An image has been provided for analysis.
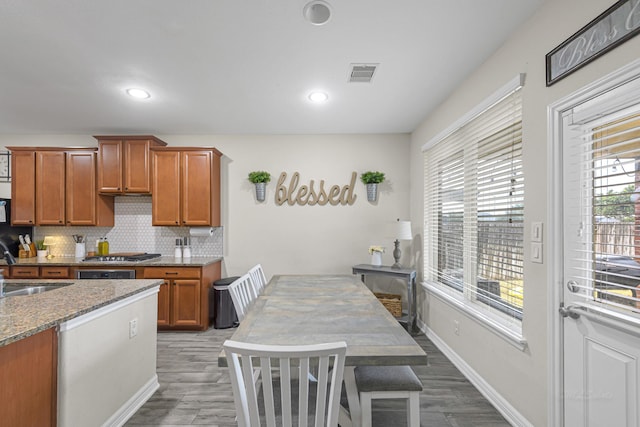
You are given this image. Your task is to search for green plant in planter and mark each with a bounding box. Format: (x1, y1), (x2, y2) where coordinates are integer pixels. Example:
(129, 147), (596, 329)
(36, 240), (46, 250)
(248, 171), (271, 184)
(360, 171), (385, 184)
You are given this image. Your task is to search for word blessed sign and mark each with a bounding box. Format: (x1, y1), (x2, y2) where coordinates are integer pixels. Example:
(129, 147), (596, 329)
(275, 171), (357, 206)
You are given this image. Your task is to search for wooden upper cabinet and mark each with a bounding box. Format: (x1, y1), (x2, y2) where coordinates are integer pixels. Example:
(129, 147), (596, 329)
(96, 140), (122, 193)
(10, 150), (36, 225)
(151, 150), (181, 226)
(95, 135), (167, 194)
(182, 150), (214, 226)
(66, 151), (114, 226)
(36, 151), (66, 225)
(151, 147), (222, 227)
(7, 147), (113, 227)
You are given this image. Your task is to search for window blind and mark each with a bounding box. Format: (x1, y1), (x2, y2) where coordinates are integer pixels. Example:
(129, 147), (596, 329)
(424, 84), (524, 325)
(565, 110), (640, 313)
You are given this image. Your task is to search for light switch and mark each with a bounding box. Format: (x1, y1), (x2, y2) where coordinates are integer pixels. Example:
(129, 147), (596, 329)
(531, 222), (543, 242)
(531, 242), (543, 264)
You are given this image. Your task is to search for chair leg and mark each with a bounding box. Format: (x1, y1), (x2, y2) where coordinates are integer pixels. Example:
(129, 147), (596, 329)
(407, 391), (420, 427)
(343, 367), (362, 426)
(360, 392), (373, 427)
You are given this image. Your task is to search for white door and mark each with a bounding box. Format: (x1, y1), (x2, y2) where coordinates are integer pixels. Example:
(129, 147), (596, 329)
(560, 74), (640, 427)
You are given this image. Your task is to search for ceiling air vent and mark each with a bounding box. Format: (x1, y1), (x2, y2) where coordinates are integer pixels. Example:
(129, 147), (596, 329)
(349, 64), (377, 83)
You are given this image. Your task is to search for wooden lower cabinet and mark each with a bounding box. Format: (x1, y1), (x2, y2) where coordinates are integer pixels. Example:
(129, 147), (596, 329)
(7, 266), (70, 279)
(0, 328), (57, 427)
(145, 263), (220, 330)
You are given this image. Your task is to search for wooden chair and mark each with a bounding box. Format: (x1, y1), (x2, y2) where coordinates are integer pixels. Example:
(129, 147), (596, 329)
(354, 365), (423, 427)
(248, 263), (268, 294)
(228, 273), (260, 322)
(223, 340), (347, 427)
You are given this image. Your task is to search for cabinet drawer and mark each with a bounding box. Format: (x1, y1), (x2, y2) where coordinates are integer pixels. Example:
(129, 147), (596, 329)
(10, 266), (40, 278)
(40, 267), (70, 278)
(144, 267), (201, 279)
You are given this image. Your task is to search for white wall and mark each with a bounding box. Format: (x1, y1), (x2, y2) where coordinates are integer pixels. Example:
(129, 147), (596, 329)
(409, 0), (640, 425)
(0, 133), (411, 279)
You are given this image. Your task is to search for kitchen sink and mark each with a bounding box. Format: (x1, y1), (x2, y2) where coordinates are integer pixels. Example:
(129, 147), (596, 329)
(1, 282), (73, 297)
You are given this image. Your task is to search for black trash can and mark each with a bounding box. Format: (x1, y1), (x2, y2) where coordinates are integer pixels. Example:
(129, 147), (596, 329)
(210, 276), (240, 329)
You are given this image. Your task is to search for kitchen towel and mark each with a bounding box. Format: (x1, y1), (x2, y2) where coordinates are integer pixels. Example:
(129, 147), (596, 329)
(189, 227), (214, 237)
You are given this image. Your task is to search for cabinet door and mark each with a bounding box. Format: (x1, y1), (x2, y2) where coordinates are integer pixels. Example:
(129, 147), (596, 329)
(10, 150), (36, 226)
(0, 328), (57, 427)
(66, 151), (96, 225)
(97, 140), (123, 193)
(172, 279), (201, 326)
(36, 151), (65, 225)
(157, 280), (171, 327)
(124, 139), (153, 193)
(151, 150), (181, 226)
(181, 150), (212, 226)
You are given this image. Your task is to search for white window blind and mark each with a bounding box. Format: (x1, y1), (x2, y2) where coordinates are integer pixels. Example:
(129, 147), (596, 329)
(565, 109), (640, 313)
(424, 83), (524, 327)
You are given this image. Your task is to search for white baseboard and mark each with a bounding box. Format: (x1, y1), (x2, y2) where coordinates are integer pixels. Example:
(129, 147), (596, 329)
(103, 375), (159, 427)
(416, 319), (533, 427)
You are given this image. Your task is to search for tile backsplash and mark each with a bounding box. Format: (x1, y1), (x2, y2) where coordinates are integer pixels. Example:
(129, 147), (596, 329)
(34, 196), (223, 258)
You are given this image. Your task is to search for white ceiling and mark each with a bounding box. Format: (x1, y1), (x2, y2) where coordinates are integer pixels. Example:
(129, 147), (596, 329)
(0, 0), (543, 135)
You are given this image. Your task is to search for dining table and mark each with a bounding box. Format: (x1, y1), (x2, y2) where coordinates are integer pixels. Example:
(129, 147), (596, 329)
(220, 274), (428, 426)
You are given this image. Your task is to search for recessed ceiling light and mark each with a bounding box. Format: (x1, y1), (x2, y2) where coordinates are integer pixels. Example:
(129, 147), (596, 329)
(303, 1), (331, 25)
(308, 91), (329, 102)
(126, 88), (151, 99)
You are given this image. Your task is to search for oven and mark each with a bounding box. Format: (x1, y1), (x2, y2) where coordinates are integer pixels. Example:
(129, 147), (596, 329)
(76, 269), (136, 279)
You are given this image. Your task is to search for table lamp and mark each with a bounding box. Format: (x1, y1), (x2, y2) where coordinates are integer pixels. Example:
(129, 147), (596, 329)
(391, 219), (412, 269)
(43, 236), (56, 259)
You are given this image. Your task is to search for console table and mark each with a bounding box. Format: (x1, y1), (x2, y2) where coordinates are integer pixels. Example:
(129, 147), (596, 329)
(352, 264), (417, 334)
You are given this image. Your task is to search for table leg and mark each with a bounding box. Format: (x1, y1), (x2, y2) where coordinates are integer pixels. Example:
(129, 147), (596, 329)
(408, 276), (417, 334)
(343, 366), (361, 427)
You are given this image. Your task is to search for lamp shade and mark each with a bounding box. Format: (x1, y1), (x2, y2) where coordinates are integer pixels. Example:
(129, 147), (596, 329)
(42, 236), (56, 246)
(394, 220), (412, 240)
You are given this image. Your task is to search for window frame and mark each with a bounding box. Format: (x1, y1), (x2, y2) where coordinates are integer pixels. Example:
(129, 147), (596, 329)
(422, 74), (527, 349)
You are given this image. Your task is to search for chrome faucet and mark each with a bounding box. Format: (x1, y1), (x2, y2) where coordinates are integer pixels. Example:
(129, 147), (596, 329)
(0, 241), (16, 265)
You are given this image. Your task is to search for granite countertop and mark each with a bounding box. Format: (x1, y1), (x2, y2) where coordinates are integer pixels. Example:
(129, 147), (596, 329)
(2, 256), (223, 267)
(0, 278), (162, 347)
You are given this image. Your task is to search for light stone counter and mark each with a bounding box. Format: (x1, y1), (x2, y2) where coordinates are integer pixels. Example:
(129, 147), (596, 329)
(0, 278), (162, 347)
(2, 255), (223, 267)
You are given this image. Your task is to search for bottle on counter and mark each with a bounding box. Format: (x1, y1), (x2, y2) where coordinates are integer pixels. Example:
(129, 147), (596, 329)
(103, 237), (109, 255)
(182, 236), (191, 258)
(174, 238), (182, 259)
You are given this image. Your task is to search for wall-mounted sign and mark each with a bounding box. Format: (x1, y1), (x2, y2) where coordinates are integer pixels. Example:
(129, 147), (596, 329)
(275, 171), (357, 206)
(546, 0), (640, 86)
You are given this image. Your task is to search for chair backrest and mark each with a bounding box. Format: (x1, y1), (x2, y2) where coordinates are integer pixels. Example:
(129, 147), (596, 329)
(248, 263), (268, 294)
(228, 273), (259, 322)
(223, 340), (347, 427)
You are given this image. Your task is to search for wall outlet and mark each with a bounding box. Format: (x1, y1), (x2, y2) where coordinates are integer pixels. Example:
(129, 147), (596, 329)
(454, 320), (460, 336)
(129, 318), (138, 339)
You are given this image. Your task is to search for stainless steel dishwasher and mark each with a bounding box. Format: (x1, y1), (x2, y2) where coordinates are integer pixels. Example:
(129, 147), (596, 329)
(76, 269), (136, 279)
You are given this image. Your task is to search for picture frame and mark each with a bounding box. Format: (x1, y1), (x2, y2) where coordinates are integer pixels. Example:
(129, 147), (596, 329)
(546, 0), (640, 86)
(0, 151), (10, 182)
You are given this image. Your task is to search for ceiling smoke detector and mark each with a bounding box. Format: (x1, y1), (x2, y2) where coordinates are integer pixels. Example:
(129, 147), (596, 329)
(349, 64), (378, 83)
(303, 1), (331, 25)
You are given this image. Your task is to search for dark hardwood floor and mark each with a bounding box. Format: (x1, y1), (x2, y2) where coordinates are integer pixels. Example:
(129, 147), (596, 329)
(125, 327), (511, 427)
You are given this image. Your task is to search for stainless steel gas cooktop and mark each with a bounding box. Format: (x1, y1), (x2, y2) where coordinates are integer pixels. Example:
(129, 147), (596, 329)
(83, 253), (162, 262)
